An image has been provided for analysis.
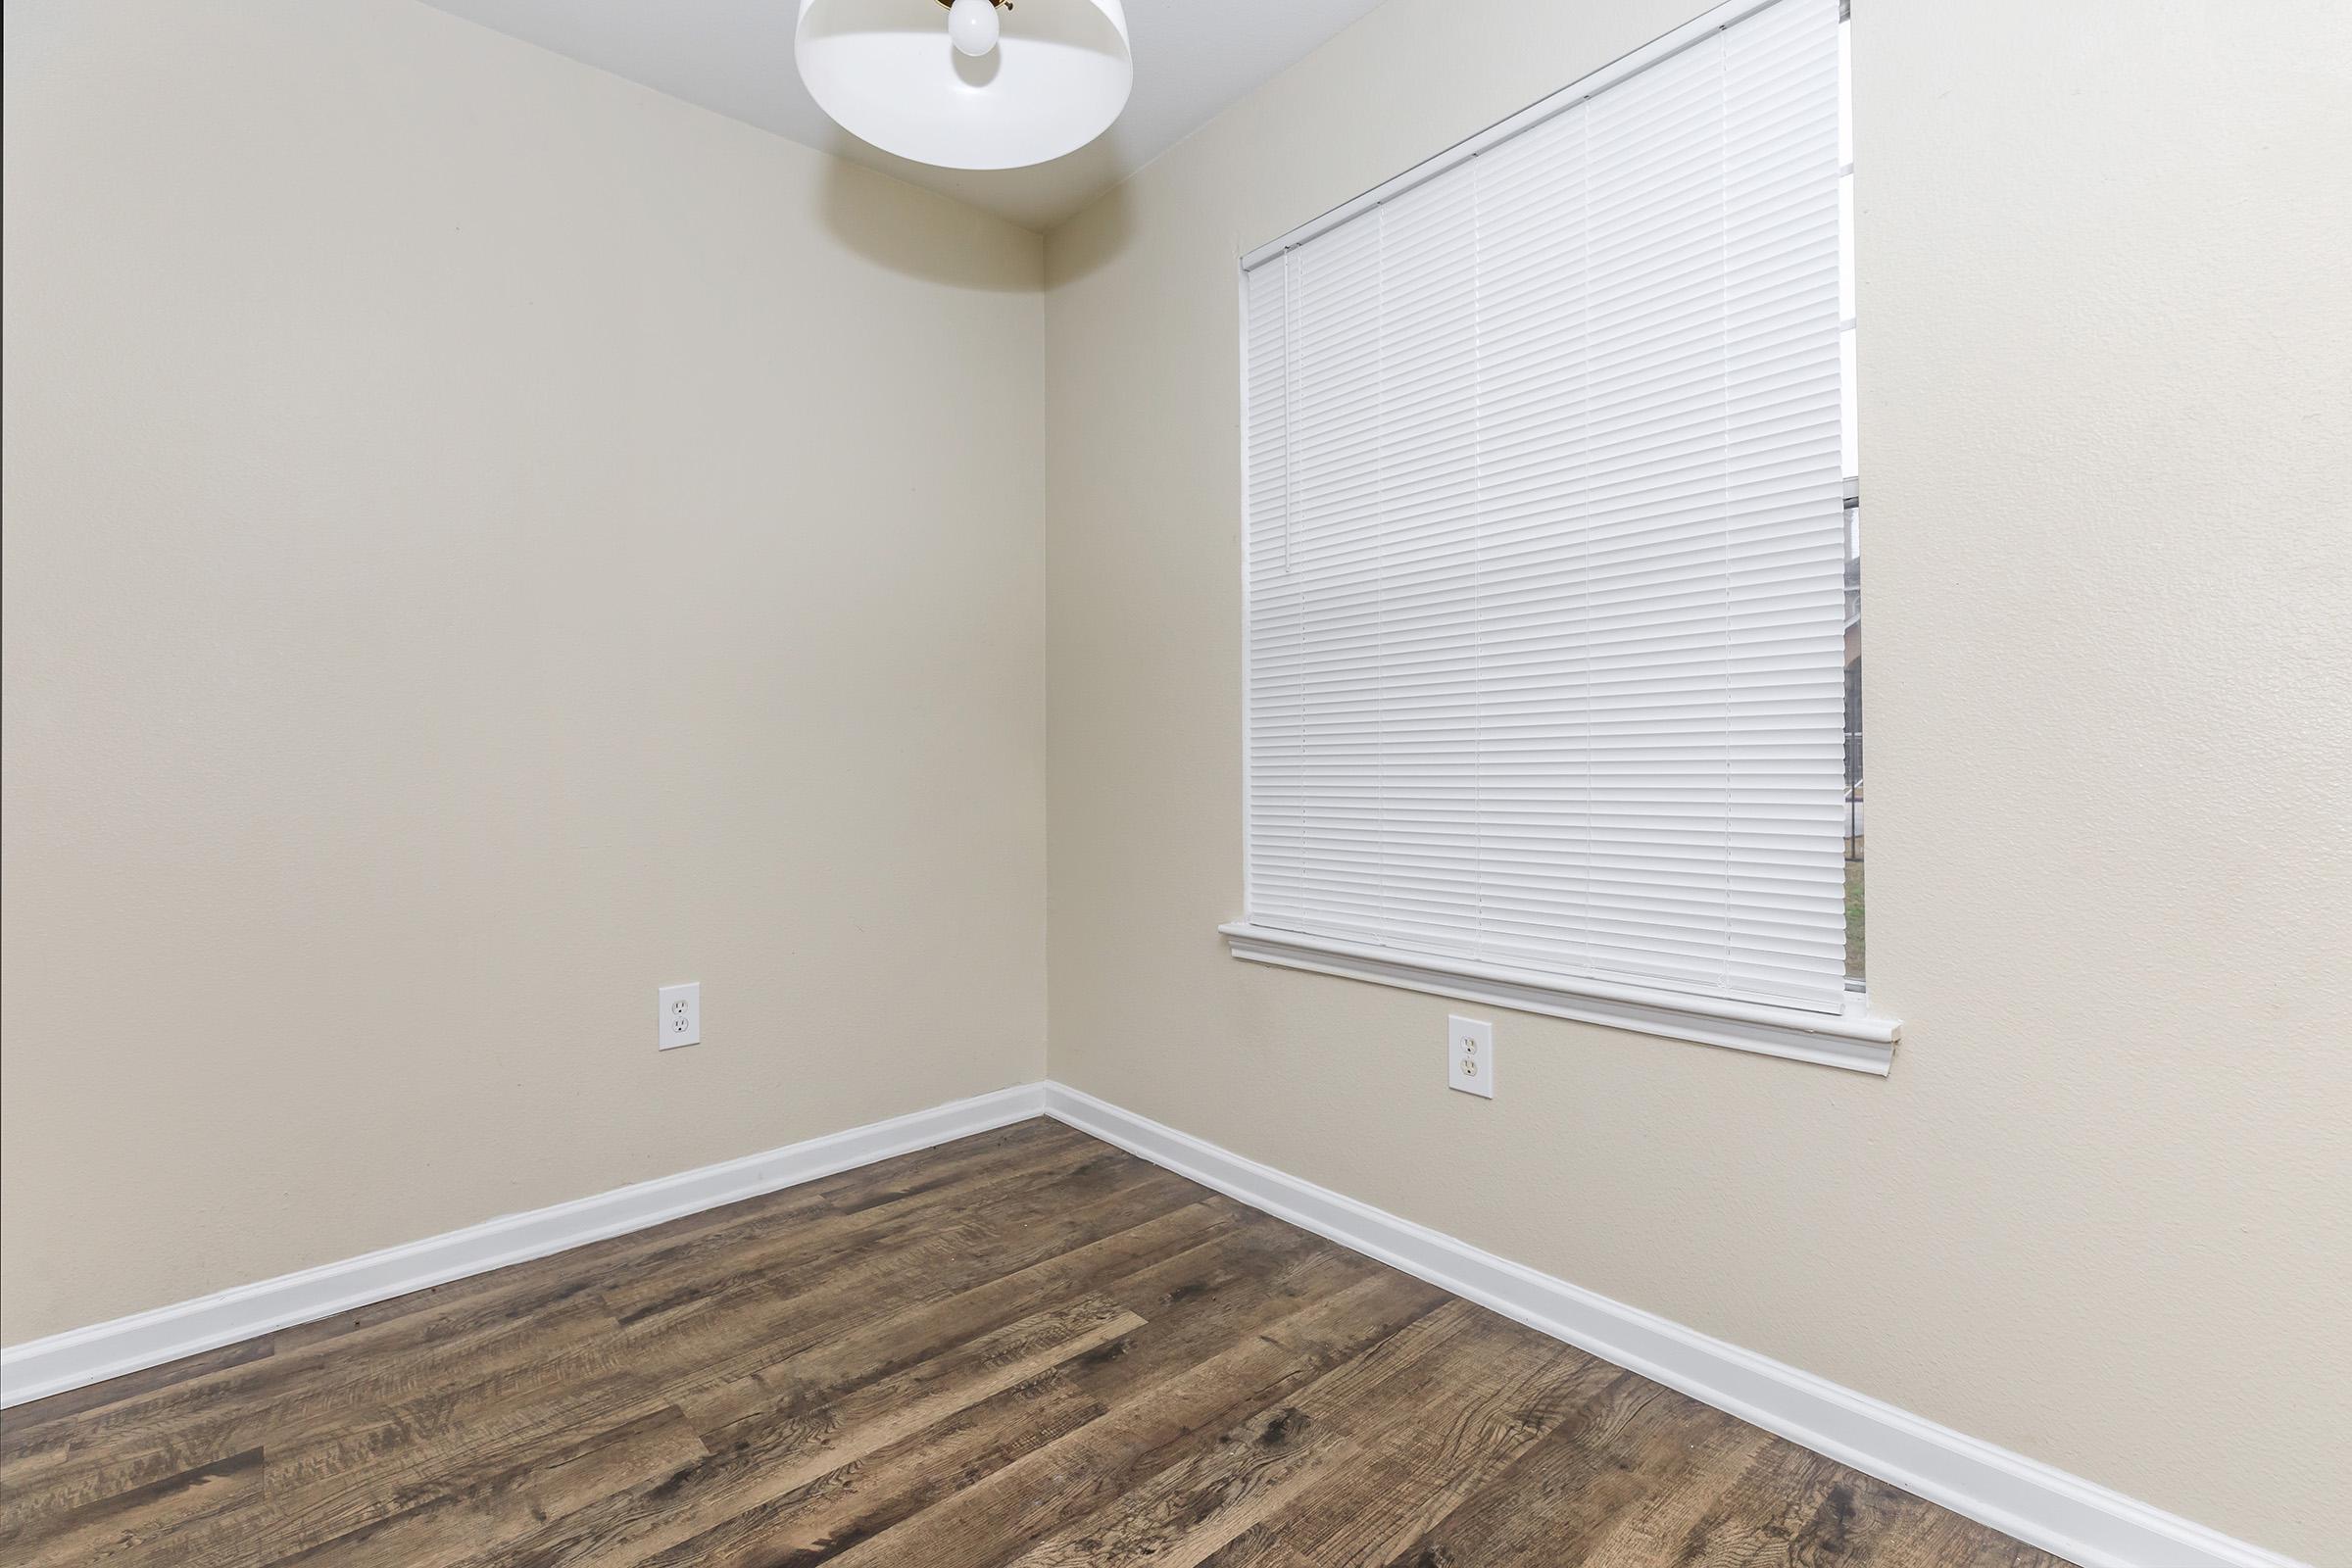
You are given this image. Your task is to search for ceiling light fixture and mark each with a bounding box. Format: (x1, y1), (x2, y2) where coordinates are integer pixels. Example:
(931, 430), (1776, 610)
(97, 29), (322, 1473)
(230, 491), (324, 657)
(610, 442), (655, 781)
(795, 0), (1133, 172)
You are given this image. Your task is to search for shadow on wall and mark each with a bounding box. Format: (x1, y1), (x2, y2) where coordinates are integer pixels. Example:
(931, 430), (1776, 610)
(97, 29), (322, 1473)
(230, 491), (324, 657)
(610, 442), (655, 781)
(815, 157), (1054, 293)
(1035, 178), (1138, 287)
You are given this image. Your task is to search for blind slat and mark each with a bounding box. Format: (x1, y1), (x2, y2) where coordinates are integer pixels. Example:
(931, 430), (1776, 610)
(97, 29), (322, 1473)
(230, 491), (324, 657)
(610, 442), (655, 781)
(1243, 0), (1849, 1013)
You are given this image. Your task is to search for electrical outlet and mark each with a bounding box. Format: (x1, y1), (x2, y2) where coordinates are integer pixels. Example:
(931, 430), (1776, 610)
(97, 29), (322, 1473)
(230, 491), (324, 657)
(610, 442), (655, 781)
(658, 983), (701, 1050)
(1447, 1014), (1494, 1099)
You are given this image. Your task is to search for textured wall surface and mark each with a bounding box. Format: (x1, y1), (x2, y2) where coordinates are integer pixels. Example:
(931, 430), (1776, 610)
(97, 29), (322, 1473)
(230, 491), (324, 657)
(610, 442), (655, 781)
(2, 0), (1048, 1342)
(1042, 0), (2352, 1558)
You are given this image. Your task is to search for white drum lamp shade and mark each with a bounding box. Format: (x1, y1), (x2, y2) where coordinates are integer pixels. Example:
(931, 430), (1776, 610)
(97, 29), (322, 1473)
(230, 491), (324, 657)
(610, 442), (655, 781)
(795, 0), (1133, 171)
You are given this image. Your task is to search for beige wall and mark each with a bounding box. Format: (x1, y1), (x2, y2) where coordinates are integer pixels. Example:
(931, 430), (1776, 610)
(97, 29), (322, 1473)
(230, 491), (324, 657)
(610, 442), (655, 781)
(1044, 0), (2351, 1559)
(1, 0), (1047, 1342)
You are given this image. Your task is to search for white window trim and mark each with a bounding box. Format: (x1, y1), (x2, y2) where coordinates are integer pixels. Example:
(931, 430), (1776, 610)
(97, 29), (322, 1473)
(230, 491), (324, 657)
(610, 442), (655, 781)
(1224, 0), (1902, 1075)
(1222, 922), (1900, 1075)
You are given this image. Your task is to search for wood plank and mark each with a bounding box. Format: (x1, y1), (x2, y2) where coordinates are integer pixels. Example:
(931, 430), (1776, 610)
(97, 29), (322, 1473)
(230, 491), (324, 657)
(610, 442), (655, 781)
(622, 1363), (1110, 1567)
(252, 1404), (708, 1568)
(1657, 1435), (2036, 1568)
(1193, 1303), (1622, 1564)
(6, 1446), (262, 1568)
(808, 1269), (1450, 1568)
(609, 1211), (1363, 1568)
(464, 1299), (1148, 1567)
(1362, 1372), (1769, 1566)
(1002, 1402), (1354, 1568)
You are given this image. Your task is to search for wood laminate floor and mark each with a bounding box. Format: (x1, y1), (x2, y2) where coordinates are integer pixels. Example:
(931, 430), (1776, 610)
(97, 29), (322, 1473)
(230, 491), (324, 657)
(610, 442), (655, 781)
(0, 1119), (2072, 1566)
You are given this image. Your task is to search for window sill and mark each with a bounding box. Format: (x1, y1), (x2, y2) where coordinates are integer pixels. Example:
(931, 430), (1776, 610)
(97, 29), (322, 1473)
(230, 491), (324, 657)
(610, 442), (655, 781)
(1218, 922), (1901, 1075)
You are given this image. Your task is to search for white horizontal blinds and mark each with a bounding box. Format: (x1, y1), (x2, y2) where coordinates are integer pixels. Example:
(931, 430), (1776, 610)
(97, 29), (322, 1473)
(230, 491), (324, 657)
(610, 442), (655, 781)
(1243, 0), (1848, 1011)
(1371, 171), (1486, 958)
(1718, 0), (1848, 1004)
(1243, 259), (1299, 910)
(1470, 93), (1595, 980)
(1245, 216), (1380, 937)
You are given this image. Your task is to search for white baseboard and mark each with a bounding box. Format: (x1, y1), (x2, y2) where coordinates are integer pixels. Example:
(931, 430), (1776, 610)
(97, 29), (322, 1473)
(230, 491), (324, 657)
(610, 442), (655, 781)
(1040, 1083), (2307, 1568)
(1, 1078), (2304, 1568)
(0, 1084), (1049, 1410)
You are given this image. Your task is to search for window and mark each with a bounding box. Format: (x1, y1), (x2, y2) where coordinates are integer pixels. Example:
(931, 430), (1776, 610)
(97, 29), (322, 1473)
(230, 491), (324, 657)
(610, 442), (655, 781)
(1227, 0), (1898, 1070)
(1838, 6), (1866, 986)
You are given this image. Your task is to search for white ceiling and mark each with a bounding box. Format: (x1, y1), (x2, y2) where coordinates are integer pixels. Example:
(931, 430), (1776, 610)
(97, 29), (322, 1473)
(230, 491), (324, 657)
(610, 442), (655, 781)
(416, 0), (1391, 232)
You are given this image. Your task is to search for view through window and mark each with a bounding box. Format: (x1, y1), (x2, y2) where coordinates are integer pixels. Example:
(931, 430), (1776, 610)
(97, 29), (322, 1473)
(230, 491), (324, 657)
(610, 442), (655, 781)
(1839, 12), (1863, 981)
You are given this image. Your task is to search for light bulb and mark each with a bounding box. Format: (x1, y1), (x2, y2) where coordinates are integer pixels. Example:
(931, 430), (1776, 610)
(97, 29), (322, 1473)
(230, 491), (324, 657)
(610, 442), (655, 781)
(948, 0), (999, 57)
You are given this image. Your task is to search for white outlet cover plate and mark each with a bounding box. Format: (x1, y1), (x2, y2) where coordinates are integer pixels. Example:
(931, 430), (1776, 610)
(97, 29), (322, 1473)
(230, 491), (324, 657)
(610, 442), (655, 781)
(1448, 1014), (1494, 1099)
(659, 983), (702, 1051)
